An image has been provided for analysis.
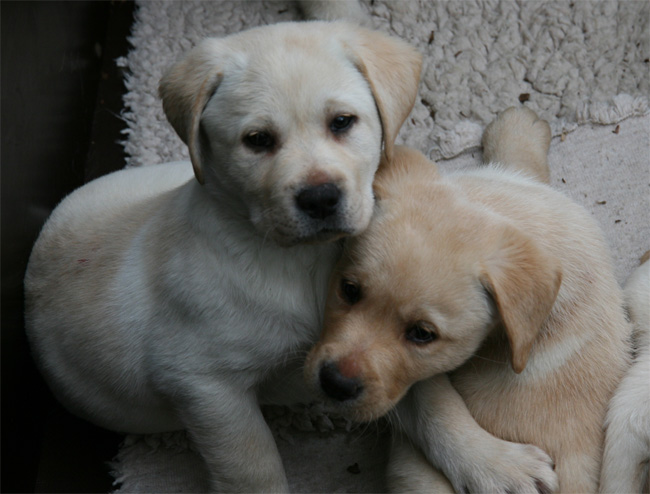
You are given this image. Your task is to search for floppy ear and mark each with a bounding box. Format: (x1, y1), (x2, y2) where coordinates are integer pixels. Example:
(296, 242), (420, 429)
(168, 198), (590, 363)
(372, 146), (438, 200)
(344, 28), (422, 162)
(481, 226), (562, 374)
(159, 39), (224, 185)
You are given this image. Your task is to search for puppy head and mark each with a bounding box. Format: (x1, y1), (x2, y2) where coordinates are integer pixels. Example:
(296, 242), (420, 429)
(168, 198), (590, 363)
(304, 147), (561, 421)
(159, 22), (421, 245)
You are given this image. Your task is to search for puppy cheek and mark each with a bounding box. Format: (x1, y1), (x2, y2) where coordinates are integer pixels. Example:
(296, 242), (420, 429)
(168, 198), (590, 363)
(336, 148), (380, 231)
(247, 203), (265, 230)
(344, 181), (376, 235)
(356, 194), (375, 232)
(354, 377), (409, 422)
(376, 357), (414, 408)
(354, 350), (414, 419)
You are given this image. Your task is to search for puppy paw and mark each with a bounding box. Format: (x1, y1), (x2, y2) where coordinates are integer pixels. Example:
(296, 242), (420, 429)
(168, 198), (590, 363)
(452, 439), (559, 494)
(482, 106), (552, 183)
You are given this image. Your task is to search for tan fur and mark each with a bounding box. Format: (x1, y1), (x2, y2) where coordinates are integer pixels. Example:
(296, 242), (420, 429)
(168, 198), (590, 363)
(306, 108), (630, 492)
(344, 29), (421, 162)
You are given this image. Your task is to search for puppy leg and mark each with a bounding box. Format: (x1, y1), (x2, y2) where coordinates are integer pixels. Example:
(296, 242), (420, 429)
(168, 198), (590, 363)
(387, 431), (454, 493)
(600, 258), (650, 493)
(179, 384), (288, 493)
(393, 374), (558, 493)
(482, 107), (552, 183)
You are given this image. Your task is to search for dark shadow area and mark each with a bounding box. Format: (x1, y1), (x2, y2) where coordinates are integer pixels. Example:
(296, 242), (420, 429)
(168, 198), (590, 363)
(2, 2), (135, 491)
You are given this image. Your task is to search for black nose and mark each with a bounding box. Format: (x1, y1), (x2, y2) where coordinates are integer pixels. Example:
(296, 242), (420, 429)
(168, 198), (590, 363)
(295, 183), (341, 219)
(319, 362), (363, 402)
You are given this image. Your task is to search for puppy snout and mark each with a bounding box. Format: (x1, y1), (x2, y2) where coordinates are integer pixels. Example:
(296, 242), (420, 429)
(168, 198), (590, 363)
(295, 183), (341, 219)
(319, 361), (363, 402)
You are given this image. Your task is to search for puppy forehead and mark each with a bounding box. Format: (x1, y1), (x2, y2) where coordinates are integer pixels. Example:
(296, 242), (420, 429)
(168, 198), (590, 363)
(342, 216), (485, 310)
(222, 42), (371, 118)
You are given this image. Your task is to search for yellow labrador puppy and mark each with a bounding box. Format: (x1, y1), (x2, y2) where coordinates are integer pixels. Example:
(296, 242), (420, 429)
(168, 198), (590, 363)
(25, 21), (421, 492)
(306, 107), (630, 493)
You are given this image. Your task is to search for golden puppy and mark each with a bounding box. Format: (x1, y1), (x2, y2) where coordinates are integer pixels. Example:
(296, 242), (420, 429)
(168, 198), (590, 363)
(306, 108), (631, 492)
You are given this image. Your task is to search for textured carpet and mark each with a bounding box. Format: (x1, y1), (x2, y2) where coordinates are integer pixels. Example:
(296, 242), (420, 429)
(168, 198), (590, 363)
(111, 1), (650, 492)
(117, 0), (648, 166)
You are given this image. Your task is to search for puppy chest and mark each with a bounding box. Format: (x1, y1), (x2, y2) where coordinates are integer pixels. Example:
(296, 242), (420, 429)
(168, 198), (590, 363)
(159, 277), (326, 367)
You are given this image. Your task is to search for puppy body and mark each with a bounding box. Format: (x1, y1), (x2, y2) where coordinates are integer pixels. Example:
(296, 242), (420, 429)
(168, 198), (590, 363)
(306, 109), (630, 492)
(445, 168), (628, 491)
(26, 162), (337, 433)
(25, 21), (422, 492)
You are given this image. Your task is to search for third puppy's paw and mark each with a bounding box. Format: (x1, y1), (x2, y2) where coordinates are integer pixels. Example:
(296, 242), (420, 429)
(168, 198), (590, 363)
(482, 107), (552, 183)
(453, 438), (558, 494)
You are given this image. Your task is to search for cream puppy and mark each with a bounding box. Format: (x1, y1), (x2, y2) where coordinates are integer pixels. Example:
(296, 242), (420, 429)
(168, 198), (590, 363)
(306, 108), (630, 493)
(25, 22), (421, 492)
(600, 254), (649, 493)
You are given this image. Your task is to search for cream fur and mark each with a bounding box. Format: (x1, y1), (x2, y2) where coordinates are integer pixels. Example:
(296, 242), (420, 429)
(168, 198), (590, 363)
(25, 21), (421, 493)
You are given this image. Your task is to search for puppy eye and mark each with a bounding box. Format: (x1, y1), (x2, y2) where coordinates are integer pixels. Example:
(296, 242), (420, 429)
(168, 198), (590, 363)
(340, 278), (361, 305)
(329, 114), (357, 135)
(243, 131), (275, 152)
(406, 322), (438, 345)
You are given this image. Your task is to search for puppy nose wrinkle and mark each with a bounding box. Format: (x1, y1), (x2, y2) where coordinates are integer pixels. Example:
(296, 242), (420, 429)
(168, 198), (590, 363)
(295, 183), (341, 219)
(319, 362), (363, 402)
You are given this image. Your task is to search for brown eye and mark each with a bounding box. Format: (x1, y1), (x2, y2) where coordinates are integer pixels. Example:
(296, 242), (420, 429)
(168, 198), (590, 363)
(329, 114), (356, 134)
(243, 131), (275, 152)
(406, 322), (438, 345)
(340, 278), (361, 305)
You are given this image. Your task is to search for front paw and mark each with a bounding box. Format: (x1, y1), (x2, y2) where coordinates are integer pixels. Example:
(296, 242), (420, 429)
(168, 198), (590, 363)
(452, 439), (558, 494)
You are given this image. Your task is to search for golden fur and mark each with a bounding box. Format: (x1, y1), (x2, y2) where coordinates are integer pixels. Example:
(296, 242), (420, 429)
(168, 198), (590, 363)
(306, 108), (631, 492)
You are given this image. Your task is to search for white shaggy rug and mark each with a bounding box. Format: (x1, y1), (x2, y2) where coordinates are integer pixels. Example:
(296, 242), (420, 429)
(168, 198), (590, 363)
(111, 1), (650, 492)
(118, 0), (649, 166)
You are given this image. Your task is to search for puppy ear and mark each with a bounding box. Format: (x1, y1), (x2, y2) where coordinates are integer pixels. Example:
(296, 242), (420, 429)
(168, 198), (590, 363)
(159, 39), (224, 185)
(345, 28), (422, 162)
(373, 146), (437, 200)
(481, 226), (562, 374)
